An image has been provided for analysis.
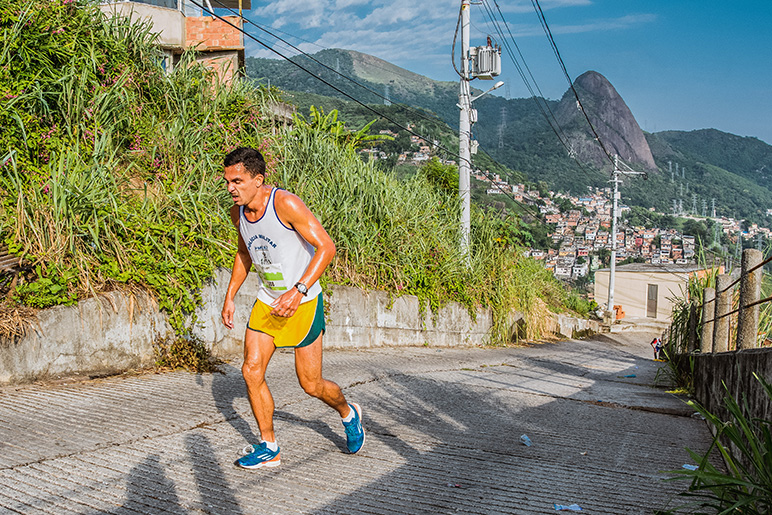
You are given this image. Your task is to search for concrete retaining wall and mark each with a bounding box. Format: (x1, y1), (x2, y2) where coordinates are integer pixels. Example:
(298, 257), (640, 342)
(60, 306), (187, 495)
(548, 313), (602, 339)
(0, 268), (492, 384)
(691, 348), (772, 424)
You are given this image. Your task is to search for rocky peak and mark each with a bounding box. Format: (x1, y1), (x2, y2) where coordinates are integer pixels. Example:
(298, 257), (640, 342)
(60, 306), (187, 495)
(555, 71), (656, 171)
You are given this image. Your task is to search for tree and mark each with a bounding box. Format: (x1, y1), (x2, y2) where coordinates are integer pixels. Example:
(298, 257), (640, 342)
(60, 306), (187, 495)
(420, 157), (458, 193)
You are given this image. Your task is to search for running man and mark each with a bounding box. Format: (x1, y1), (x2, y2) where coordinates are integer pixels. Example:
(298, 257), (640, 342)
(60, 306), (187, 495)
(221, 147), (364, 470)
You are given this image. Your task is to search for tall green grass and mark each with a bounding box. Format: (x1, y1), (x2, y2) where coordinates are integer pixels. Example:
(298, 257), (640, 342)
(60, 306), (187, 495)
(1, 0), (278, 333)
(1, 0), (575, 346)
(275, 116), (566, 342)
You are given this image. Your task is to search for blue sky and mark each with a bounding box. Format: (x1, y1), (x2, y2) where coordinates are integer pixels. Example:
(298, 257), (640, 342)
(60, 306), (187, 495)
(232, 0), (772, 144)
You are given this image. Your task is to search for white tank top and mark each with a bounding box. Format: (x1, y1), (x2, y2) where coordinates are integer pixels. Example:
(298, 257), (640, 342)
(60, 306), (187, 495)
(239, 188), (322, 305)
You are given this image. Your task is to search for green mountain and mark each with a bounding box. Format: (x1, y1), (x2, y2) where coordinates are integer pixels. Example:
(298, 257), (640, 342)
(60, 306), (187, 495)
(246, 49), (772, 224)
(247, 49), (459, 122)
(651, 129), (772, 188)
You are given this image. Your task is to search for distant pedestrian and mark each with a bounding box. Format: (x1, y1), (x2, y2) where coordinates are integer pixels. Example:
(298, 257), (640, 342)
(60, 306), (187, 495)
(650, 336), (664, 360)
(220, 147), (365, 470)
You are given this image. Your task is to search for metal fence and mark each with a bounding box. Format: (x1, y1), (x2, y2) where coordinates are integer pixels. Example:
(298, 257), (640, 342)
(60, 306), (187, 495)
(682, 249), (771, 354)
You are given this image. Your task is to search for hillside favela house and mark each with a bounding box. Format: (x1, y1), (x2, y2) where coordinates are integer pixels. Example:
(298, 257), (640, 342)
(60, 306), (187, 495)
(99, 0), (248, 84)
(594, 263), (718, 320)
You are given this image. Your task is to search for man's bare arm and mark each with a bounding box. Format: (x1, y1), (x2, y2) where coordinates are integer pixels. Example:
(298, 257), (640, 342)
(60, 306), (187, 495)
(222, 205), (253, 329)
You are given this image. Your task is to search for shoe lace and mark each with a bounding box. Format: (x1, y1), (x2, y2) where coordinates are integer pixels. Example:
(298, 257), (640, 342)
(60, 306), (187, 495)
(343, 419), (360, 438)
(242, 443), (270, 455)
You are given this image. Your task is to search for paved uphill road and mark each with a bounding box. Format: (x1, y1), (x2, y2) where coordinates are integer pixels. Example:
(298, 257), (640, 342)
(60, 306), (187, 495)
(0, 330), (712, 514)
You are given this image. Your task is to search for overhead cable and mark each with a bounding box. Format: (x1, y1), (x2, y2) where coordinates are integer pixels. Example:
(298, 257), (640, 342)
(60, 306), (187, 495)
(529, 0), (616, 167)
(188, 0), (545, 220)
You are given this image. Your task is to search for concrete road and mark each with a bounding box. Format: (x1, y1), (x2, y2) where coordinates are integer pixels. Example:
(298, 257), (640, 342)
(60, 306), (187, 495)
(0, 330), (712, 514)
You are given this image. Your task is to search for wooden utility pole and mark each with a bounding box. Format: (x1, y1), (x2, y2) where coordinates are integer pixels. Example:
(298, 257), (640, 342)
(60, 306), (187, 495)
(712, 274), (732, 352)
(701, 287), (715, 353)
(737, 249), (763, 349)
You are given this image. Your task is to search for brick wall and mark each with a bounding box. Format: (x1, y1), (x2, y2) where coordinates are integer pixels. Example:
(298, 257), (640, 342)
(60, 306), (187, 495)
(185, 16), (242, 50)
(195, 51), (240, 85)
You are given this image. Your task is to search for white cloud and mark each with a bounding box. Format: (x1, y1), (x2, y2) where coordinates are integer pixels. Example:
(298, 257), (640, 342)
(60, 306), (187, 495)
(549, 13), (657, 35)
(333, 0), (370, 7)
(245, 0), (655, 79)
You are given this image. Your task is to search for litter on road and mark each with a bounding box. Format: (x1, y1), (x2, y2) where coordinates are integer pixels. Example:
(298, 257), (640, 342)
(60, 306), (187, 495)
(554, 503), (583, 511)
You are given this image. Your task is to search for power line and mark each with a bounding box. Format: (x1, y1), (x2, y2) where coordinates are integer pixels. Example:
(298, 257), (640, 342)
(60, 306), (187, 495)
(475, 1), (571, 155)
(191, 0), (545, 221)
(211, 1), (444, 131)
(529, 0), (616, 167)
(481, 1), (572, 150)
(474, 0), (605, 180)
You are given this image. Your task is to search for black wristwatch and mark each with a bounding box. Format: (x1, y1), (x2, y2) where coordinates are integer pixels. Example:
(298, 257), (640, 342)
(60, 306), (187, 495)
(294, 282), (308, 296)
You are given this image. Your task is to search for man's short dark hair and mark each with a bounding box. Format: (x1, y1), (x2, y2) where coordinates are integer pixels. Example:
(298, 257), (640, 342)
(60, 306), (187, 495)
(224, 147), (266, 177)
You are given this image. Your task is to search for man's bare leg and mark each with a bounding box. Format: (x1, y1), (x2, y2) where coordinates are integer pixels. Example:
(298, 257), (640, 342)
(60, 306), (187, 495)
(242, 329), (278, 442)
(294, 334), (349, 417)
(295, 334), (365, 453)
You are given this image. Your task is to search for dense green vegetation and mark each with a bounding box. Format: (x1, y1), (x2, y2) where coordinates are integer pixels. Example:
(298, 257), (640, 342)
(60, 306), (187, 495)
(0, 0), (576, 348)
(281, 89), (523, 184)
(655, 129), (772, 188)
(0, 0), (267, 340)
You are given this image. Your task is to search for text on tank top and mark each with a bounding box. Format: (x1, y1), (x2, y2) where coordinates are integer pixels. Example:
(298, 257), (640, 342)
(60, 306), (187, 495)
(239, 188), (322, 304)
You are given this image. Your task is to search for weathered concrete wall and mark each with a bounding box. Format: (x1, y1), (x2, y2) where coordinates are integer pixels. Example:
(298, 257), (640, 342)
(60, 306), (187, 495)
(99, 2), (185, 49)
(0, 291), (170, 384)
(691, 348), (772, 424)
(548, 313), (602, 339)
(323, 287), (492, 348)
(0, 268), (492, 384)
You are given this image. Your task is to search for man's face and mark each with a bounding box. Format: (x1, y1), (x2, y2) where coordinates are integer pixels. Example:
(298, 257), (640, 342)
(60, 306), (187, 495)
(223, 163), (262, 206)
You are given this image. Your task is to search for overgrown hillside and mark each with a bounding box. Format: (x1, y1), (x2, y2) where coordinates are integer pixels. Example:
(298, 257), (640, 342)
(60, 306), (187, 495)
(247, 49), (460, 124)
(0, 0), (577, 348)
(643, 131), (772, 223)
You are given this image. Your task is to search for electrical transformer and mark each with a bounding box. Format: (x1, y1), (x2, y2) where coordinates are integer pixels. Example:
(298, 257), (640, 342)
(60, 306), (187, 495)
(470, 44), (501, 80)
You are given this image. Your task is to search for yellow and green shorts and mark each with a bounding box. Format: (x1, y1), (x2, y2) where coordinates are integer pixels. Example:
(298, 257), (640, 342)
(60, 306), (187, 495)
(247, 294), (326, 348)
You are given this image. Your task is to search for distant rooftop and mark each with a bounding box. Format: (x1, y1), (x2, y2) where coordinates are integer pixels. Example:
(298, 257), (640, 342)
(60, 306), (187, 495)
(596, 263), (707, 274)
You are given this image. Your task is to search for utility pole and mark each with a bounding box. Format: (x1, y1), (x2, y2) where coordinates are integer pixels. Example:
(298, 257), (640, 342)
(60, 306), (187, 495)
(458, 0), (472, 256)
(702, 199), (707, 218)
(711, 198), (716, 218)
(607, 155), (646, 313)
(669, 161), (673, 182)
(692, 194), (697, 215)
(456, 1), (502, 257)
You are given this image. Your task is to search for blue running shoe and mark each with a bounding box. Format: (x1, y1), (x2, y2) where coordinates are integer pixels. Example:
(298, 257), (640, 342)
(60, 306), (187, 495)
(235, 442), (281, 470)
(342, 402), (365, 453)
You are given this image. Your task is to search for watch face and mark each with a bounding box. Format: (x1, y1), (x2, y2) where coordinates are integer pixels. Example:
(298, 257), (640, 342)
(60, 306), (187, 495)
(295, 282), (308, 294)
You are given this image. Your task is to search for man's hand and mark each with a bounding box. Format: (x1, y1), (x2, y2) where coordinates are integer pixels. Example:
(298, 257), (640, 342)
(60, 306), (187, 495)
(270, 288), (304, 318)
(222, 297), (236, 329)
